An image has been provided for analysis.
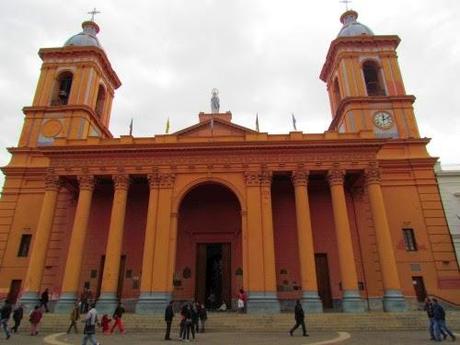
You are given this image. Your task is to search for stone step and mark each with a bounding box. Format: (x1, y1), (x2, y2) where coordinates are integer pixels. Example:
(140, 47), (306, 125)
(32, 312), (460, 332)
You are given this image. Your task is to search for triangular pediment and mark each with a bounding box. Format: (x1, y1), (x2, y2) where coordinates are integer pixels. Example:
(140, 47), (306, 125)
(174, 118), (257, 137)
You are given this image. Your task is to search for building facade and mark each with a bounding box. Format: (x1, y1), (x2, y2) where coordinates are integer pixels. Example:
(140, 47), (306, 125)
(0, 10), (459, 314)
(435, 163), (460, 265)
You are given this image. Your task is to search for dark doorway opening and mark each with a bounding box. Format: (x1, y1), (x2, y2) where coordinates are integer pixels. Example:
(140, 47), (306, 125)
(315, 253), (333, 309)
(196, 243), (231, 310)
(412, 276), (427, 302)
(7, 280), (22, 304)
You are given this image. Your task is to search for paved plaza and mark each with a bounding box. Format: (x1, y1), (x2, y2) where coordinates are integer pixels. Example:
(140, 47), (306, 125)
(1, 330), (458, 345)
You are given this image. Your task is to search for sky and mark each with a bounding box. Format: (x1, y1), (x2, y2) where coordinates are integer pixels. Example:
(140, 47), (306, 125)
(0, 0), (459, 181)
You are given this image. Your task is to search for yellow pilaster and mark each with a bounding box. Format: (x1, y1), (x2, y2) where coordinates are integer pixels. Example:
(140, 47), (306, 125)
(139, 174), (160, 293)
(244, 172), (265, 292)
(292, 171), (318, 292)
(151, 173), (175, 293)
(60, 175), (95, 294)
(365, 167), (402, 291)
(22, 173), (61, 295)
(100, 174), (130, 295)
(327, 169), (359, 292)
(260, 171), (277, 292)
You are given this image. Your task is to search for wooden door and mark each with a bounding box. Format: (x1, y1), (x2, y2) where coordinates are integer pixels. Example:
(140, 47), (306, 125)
(7, 280), (22, 304)
(412, 276), (427, 302)
(96, 255), (105, 298)
(221, 243), (231, 307)
(195, 244), (208, 304)
(315, 253), (333, 309)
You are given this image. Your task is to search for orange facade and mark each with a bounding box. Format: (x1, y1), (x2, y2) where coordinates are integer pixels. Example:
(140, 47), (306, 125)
(0, 11), (459, 314)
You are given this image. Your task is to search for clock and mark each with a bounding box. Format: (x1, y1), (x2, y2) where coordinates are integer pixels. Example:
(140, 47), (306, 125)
(373, 111), (394, 129)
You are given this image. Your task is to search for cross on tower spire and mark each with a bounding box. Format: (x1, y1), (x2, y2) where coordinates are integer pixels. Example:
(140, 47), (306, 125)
(88, 7), (101, 22)
(339, 0), (352, 11)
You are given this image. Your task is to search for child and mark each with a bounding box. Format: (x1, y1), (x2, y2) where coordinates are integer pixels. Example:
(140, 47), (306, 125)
(29, 306), (43, 336)
(101, 314), (112, 335)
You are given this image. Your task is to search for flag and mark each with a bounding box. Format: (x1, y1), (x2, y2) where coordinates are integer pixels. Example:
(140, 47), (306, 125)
(129, 118), (133, 136)
(256, 113), (259, 132)
(165, 117), (170, 134)
(292, 113), (297, 131)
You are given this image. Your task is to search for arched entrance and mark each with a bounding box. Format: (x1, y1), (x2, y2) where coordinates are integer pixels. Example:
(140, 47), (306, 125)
(173, 183), (242, 309)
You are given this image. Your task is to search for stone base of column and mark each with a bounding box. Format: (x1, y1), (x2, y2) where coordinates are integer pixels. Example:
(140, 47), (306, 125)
(342, 290), (365, 313)
(135, 292), (171, 314)
(20, 291), (40, 311)
(54, 292), (78, 314)
(96, 292), (119, 314)
(383, 289), (407, 312)
(247, 292), (280, 313)
(301, 291), (323, 313)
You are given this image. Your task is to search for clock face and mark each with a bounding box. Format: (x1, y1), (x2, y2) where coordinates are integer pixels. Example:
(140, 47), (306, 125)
(373, 111), (394, 129)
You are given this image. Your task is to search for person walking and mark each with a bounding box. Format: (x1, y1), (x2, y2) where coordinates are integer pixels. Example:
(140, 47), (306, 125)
(424, 297), (446, 340)
(432, 298), (456, 341)
(164, 300), (174, 340)
(238, 288), (248, 313)
(29, 305), (43, 336)
(198, 303), (207, 333)
(289, 300), (308, 337)
(80, 287), (92, 313)
(82, 303), (100, 345)
(111, 302), (125, 334)
(0, 299), (12, 340)
(180, 303), (192, 342)
(40, 289), (50, 313)
(191, 302), (199, 337)
(11, 304), (23, 334)
(101, 314), (112, 335)
(66, 302), (80, 334)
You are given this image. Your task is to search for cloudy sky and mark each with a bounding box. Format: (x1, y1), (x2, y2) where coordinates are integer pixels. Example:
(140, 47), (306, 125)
(0, 0), (459, 179)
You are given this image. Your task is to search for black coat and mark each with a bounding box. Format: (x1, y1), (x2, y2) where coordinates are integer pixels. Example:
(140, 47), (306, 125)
(0, 303), (12, 319)
(294, 303), (304, 321)
(13, 306), (23, 321)
(165, 305), (174, 322)
(433, 304), (446, 321)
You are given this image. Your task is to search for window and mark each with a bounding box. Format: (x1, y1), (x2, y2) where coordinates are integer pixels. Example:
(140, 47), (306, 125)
(51, 72), (73, 106)
(402, 228), (417, 251)
(95, 84), (106, 117)
(17, 234), (32, 257)
(333, 77), (341, 109)
(362, 61), (386, 96)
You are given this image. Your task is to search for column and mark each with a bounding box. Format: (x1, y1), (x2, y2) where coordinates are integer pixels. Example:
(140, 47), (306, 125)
(21, 172), (61, 309)
(245, 171), (279, 313)
(365, 166), (407, 312)
(327, 169), (365, 312)
(97, 174), (130, 313)
(136, 174), (160, 314)
(149, 173), (175, 312)
(55, 175), (95, 313)
(258, 170), (280, 312)
(292, 170), (323, 313)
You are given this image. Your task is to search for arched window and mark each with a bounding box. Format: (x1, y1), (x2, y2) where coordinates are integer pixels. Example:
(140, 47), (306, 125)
(333, 77), (341, 109)
(51, 72), (73, 106)
(95, 85), (106, 117)
(362, 61), (386, 96)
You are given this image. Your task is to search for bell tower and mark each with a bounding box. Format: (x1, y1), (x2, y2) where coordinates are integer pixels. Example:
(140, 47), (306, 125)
(320, 10), (419, 139)
(19, 19), (121, 147)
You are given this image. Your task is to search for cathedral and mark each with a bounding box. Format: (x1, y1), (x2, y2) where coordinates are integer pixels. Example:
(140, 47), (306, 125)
(0, 9), (459, 314)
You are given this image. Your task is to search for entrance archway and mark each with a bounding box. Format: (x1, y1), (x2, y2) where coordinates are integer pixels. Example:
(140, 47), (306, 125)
(173, 183), (242, 310)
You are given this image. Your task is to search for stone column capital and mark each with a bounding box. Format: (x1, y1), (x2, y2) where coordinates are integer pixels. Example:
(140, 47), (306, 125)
(147, 173), (160, 189)
(113, 174), (130, 191)
(260, 170), (272, 187)
(45, 172), (62, 191)
(158, 173), (175, 188)
(365, 167), (381, 186)
(244, 172), (260, 186)
(327, 169), (345, 187)
(77, 175), (96, 191)
(292, 170), (310, 187)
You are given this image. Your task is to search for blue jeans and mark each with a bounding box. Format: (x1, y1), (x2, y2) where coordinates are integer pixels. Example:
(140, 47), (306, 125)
(1, 318), (10, 338)
(81, 333), (98, 345)
(434, 319), (454, 341)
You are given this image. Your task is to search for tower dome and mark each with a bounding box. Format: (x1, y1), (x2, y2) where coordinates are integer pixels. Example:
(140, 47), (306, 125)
(64, 21), (102, 48)
(337, 10), (373, 37)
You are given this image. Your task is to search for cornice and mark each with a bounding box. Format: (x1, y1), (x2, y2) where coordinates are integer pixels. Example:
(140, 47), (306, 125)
(320, 35), (401, 82)
(38, 46), (121, 89)
(22, 104), (113, 138)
